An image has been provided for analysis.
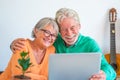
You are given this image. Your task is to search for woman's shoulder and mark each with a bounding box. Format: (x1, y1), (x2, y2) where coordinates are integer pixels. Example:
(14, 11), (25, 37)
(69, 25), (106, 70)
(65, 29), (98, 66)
(47, 45), (55, 54)
(48, 45), (55, 50)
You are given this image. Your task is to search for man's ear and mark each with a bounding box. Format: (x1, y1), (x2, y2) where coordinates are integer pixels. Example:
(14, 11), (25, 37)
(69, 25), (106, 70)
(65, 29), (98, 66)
(78, 24), (81, 29)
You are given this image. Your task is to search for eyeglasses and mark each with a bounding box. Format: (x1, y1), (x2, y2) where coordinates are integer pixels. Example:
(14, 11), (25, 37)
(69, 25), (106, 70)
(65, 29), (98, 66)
(41, 29), (57, 40)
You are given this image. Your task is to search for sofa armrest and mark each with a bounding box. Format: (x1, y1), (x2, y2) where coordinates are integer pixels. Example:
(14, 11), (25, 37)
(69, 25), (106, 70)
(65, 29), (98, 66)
(0, 71), (3, 74)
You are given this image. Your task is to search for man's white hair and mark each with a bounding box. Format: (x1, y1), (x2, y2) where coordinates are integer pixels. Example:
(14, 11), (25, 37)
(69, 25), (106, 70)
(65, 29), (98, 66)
(55, 8), (80, 25)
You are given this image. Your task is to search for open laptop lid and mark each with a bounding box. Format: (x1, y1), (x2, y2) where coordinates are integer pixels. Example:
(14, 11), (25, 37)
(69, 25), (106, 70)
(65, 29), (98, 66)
(48, 53), (101, 80)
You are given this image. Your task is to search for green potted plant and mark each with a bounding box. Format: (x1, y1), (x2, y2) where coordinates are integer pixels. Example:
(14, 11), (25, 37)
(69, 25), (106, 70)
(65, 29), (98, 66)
(14, 51), (33, 80)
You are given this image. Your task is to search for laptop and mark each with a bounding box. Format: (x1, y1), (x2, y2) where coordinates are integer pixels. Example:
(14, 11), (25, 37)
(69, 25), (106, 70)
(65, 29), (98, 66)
(48, 53), (101, 80)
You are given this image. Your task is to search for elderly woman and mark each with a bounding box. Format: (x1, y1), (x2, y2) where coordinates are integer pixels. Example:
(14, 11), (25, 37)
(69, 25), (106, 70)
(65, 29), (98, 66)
(0, 17), (59, 80)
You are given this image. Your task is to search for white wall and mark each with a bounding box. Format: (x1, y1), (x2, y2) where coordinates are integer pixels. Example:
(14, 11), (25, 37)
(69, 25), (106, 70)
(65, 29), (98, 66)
(0, 0), (120, 71)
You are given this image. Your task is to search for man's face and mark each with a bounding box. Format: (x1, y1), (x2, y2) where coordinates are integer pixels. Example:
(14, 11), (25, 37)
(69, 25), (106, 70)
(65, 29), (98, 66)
(59, 17), (80, 46)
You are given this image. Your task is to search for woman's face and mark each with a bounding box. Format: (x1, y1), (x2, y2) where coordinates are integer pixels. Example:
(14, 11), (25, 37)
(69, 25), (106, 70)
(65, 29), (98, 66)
(34, 24), (57, 48)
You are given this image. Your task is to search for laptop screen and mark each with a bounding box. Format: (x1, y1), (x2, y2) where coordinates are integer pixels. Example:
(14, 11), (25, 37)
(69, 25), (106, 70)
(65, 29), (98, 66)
(48, 53), (101, 80)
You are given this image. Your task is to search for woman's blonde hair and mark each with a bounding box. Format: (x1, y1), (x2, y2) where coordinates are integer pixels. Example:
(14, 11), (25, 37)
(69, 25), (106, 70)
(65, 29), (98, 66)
(32, 17), (59, 38)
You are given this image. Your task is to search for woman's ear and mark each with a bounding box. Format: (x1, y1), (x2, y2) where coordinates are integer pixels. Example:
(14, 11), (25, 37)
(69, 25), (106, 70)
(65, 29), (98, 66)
(33, 28), (39, 38)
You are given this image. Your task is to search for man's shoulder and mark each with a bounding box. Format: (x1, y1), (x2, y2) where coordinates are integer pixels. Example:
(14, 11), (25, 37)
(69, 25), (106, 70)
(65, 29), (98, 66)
(80, 35), (95, 42)
(54, 34), (63, 44)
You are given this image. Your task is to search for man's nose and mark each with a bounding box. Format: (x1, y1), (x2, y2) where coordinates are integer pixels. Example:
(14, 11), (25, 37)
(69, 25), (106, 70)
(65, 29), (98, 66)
(66, 29), (73, 35)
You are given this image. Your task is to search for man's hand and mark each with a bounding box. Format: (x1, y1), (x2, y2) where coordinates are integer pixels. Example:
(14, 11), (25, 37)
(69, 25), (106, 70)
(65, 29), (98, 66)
(10, 38), (26, 53)
(89, 70), (106, 80)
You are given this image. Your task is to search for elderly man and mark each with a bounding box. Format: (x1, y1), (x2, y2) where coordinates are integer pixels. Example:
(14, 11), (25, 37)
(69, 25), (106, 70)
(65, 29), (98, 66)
(10, 8), (116, 80)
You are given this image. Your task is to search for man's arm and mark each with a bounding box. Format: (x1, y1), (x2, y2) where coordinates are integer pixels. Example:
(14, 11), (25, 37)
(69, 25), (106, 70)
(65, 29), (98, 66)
(89, 70), (106, 80)
(89, 39), (116, 80)
(10, 38), (26, 53)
